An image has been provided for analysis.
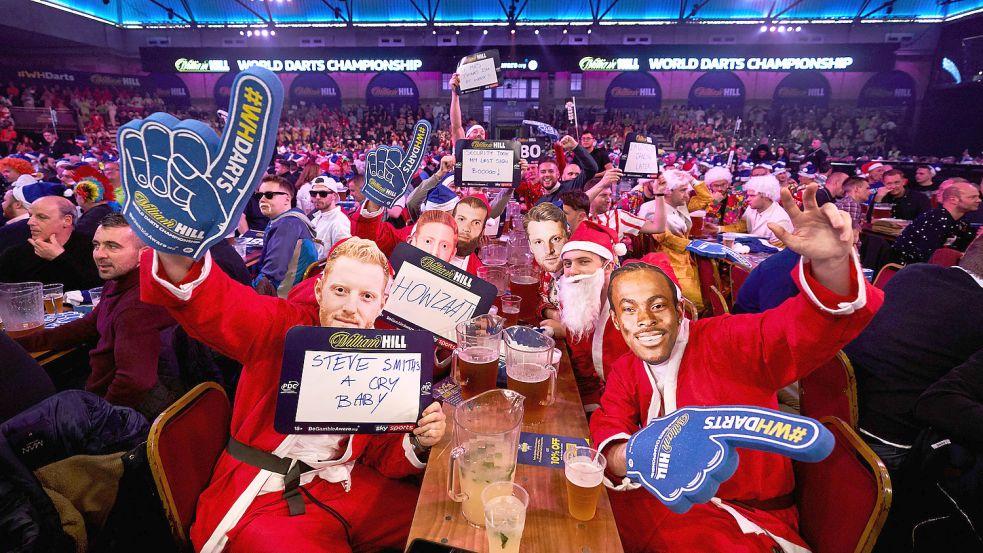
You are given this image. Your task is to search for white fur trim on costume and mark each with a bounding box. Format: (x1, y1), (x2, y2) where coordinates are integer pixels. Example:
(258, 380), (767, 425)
(613, 242), (628, 256)
(561, 240), (613, 260)
(150, 250), (213, 302)
(596, 433), (642, 492)
(402, 434), (428, 469)
(796, 250), (866, 315)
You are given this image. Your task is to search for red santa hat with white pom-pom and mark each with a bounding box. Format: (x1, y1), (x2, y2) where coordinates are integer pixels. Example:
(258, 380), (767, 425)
(561, 220), (627, 261)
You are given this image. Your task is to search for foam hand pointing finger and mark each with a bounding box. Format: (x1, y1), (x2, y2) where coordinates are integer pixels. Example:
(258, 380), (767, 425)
(361, 120), (432, 209)
(625, 406), (834, 514)
(117, 67), (283, 259)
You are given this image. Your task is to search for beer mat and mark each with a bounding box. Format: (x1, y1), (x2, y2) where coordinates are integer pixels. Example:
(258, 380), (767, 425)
(518, 432), (590, 468)
(432, 376), (464, 406)
(44, 311), (84, 328)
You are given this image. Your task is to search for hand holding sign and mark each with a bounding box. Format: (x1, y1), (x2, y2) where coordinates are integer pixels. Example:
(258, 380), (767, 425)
(117, 67), (282, 259)
(361, 120), (432, 209)
(625, 406), (833, 514)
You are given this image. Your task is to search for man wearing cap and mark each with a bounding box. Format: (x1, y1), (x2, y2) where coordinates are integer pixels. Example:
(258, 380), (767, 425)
(592, 185), (882, 553)
(709, 174), (794, 242)
(0, 156), (38, 188)
(309, 175), (352, 259)
(869, 169), (931, 222)
(544, 221), (630, 411)
(0, 181), (68, 255)
(0, 195), (101, 290)
(146, 237), (447, 553)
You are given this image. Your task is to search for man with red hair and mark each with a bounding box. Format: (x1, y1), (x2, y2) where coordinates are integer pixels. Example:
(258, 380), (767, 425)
(0, 156), (38, 188)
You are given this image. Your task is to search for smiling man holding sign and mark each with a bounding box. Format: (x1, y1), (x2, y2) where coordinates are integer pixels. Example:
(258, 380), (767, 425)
(125, 68), (445, 553)
(591, 185), (883, 553)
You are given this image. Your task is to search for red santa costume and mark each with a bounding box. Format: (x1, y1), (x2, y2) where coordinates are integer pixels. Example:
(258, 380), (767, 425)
(140, 250), (427, 553)
(590, 253), (883, 553)
(353, 203), (483, 274)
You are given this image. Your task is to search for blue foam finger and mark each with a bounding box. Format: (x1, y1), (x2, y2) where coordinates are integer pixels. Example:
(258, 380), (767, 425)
(360, 120), (431, 209)
(118, 67), (283, 259)
(625, 406), (834, 514)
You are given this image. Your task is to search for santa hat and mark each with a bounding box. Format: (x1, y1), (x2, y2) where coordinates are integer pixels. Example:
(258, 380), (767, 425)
(561, 220), (627, 261)
(744, 174), (782, 202)
(736, 169), (752, 183)
(798, 162), (818, 179)
(73, 166), (117, 204)
(859, 161), (883, 178)
(703, 166), (733, 184)
(756, 162), (773, 172)
(772, 161), (788, 176)
(423, 184), (460, 212)
(622, 252), (684, 301)
(13, 181), (71, 208)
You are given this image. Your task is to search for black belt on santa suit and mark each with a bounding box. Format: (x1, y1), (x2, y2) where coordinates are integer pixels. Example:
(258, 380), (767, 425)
(727, 493), (796, 512)
(226, 437), (352, 536)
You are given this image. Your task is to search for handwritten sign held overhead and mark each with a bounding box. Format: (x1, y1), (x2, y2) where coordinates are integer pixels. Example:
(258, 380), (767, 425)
(620, 138), (661, 178)
(382, 243), (498, 349)
(456, 49), (501, 95)
(275, 327), (434, 434)
(454, 139), (521, 188)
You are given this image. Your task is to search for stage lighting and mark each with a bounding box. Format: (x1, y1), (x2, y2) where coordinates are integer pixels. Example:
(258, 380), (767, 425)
(534, 29), (539, 35)
(270, 30), (276, 36)
(795, 26), (802, 32)
(563, 28), (568, 34)
(240, 30), (245, 36)
(455, 29), (460, 35)
(769, 26), (776, 32)
(261, 29), (269, 36)
(483, 29), (488, 35)
(510, 29), (516, 35)
(587, 27), (592, 34)
(432, 29), (437, 35)
(760, 25), (767, 32)
(778, 26), (785, 32)
(247, 30), (253, 37)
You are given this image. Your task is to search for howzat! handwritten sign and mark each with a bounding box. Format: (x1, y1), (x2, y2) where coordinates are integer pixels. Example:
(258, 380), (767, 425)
(456, 49), (501, 95)
(118, 67), (282, 259)
(626, 406), (834, 514)
(382, 243), (498, 349)
(454, 139), (521, 188)
(274, 327), (434, 434)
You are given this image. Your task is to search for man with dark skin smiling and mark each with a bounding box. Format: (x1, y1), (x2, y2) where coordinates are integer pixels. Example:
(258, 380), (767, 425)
(590, 185), (884, 553)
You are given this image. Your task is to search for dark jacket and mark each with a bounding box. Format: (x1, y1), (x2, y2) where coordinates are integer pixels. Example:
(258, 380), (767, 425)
(535, 145), (600, 205)
(0, 218), (29, 256)
(75, 203), (117, 238)
(0, 231), (102, 290)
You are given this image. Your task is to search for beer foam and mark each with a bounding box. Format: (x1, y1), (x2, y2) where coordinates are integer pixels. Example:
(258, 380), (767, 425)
(510, 276), (539, 285)
(507, 362), (550, 383)
(565, 460), (603, 487)
(459, 345), (499, 363)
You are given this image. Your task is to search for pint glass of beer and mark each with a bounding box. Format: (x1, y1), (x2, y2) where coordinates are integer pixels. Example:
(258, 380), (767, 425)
(0, 282), (44, 338)
(506, 362), (556, 424)
(689, 210), (706, 238)
(564, 446), (606, 521)
(43, 284), (64, 314)
(508, 266), (539, 323)
(500, 295), (521, 327)
(453, 314), (505, 400)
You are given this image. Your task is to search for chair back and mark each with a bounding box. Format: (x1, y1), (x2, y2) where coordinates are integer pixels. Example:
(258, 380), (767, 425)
(795, 417), (892, 553)
(800, 351), (858, 428)
(303, 258), (327, 281)
(730, 265), (750, 304)
(927, 247), (963, 267)
(147, 382), (231, 549)
(872, 263), (902, 289)
(694, 255), (720, 311)
(708, 285), (730, 317)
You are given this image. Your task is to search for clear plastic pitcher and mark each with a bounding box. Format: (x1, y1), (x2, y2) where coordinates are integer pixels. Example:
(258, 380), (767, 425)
(505, 326), (557, 425)
(0, 282), (44, 337)
(447, 388), (525, 527)
(452, 314), (505, 400)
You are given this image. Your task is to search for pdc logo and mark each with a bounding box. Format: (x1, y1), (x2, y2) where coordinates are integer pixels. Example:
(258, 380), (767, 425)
(280, 381), (300, 394)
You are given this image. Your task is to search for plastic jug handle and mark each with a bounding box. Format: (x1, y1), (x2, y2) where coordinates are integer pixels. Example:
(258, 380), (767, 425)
(447, 445), (467, 502)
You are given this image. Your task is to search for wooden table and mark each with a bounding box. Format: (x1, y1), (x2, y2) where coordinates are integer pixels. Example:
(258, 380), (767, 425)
(407, 347), (624, 553)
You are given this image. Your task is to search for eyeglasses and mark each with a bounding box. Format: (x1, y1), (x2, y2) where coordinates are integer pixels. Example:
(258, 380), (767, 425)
(253, 191), (289, 200)
(309, 190), (337, 198)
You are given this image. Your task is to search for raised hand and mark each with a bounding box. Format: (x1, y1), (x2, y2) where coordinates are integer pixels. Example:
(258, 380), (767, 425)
(117, 67), (283, 259)
(769, 185), (854, 264)
(625, 406), (833, 514)
(361, 120), (432, 209)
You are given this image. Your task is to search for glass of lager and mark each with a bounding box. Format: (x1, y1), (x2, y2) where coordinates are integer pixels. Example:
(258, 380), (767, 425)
(564, 446), (606, 521)
(482, 481), (529, 553)
(43, 283), (64, 314)
(452, 314), (505, 400)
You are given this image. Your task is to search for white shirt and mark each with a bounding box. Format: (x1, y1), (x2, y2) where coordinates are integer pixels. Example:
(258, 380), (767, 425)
(296, 182), (315, 215)
(310, 206), (352, 258)
(744, 201), (793, 241)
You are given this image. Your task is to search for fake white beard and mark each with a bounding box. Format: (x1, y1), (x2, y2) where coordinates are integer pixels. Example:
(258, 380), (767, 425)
(558, 268), (605, 342)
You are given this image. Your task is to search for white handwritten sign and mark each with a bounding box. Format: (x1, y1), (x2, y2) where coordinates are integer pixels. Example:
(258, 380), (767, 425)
(382, 243), (498, 349)
(275, 327), (435, 434)
(454, 139), (521, 188)
(457, 49), (501, 94)
(621, 139), (661, 178)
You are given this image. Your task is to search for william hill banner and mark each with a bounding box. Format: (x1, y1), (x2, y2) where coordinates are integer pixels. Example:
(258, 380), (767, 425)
(773, 71), (831, 107)
(605, 72), (662, 110)
(289, 73), (342, 108)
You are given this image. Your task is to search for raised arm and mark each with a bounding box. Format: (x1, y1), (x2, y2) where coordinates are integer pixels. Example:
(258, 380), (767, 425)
(449, 74), (465, 143)
(407, 155), (453, 219)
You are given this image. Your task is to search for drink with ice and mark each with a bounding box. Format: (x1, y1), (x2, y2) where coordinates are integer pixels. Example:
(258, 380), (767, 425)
(482, 481), (528, 553)
(458, 438), (517, 525)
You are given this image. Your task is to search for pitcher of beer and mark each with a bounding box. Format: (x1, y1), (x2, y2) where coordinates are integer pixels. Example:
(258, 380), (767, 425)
(452, 314), (505, 400)
(505, 326), (557, 424)
(447, 388), (525, 527)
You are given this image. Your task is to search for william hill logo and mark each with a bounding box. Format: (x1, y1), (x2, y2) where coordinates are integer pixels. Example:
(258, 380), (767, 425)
(329, 331), (405, 349)
(655, 413), (689, 480)
(420, 256), (457, 280)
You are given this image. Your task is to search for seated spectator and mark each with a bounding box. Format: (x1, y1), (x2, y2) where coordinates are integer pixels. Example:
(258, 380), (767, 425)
(308, 176), (352, 259)
(702, 167), (744, 225)
(0, 155), (38, 188)
(559, 190), (591, 234)
(1, 181), (68, 255)
(912, 165), (939, 198)
(816, 171), (848, 207)
(732, 248), (801, 314)
(835, 177), (870, 232)
(0, 195), (101, 290)
(72, 166), (119, 237)
(13, 213), (177, 417)
(252, 175), (318, 297)
(892, 182), (980, 265)
(868, 168), (931, 222)
(710, 174), (793, 241)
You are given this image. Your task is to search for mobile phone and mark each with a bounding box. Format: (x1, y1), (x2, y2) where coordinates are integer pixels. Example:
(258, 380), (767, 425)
(406, 538), (478, 553)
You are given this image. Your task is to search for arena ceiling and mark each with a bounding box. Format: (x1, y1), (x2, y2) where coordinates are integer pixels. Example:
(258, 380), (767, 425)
(30, 0), (983, 27)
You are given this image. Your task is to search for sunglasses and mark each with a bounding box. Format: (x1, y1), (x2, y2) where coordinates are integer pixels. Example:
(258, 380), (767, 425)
(309, 190), (339, 198)
(253, 191), (289, 200)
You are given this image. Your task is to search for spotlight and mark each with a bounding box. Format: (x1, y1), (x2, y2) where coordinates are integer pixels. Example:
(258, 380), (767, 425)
(270, 30), (275, 36)
(239, 30), (245, 36)
(534, 29), (539, 35)
(587, 27), (592, 34)
(778, 26), (785, 32)
(455, 29), (460, 35)
(483, 29), (488, 35)
(760, 25), (767, 32)
(563, 28), (568, 34)
(246, 30), (253, 37)
(432, 29), (436, 35)
(769, 26), (776, 32)
(261, 29), (269, 36)
(510, 29), (516, 35)
(795, 26), (802, 32)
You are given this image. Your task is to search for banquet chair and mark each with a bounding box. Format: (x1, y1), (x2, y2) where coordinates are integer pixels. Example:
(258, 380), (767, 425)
(708, 285), (730, 317)
(695, 255), (721, 314)
(303, 258), (327, 280)
(730, 264), (750, 305)
(795, 417), (892, 553)
(927, 247), (963, 267)
(147, 382), (231, 549)
(872, 263), (903, 289)
(799, 351), (858, 428)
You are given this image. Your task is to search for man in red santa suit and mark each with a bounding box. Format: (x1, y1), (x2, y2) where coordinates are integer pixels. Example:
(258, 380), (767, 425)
(542, 220), (632, 412)
(143, 237), (447, 553)
(355, 194), (488, 274)
(591, 186), (884, 553)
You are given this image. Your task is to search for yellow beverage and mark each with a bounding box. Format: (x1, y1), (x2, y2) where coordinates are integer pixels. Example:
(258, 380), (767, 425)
(565, 460), (604, 521)
(458, 438), (516, 526)
(484, 495), (526, 553)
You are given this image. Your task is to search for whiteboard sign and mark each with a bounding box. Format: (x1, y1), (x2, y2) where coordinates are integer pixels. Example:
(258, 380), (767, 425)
(456, 49), (501, 94)
(620, 139), (661, 178)
(382, 242), (498, 349)
(454, 139), (521, 188)
(274, 326), (434, 434)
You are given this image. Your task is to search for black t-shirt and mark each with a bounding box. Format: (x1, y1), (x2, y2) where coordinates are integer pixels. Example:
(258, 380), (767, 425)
(578, 147), (611, 171)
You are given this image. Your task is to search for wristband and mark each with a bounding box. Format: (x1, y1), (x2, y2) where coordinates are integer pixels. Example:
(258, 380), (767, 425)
(410, 434), (432, 451)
